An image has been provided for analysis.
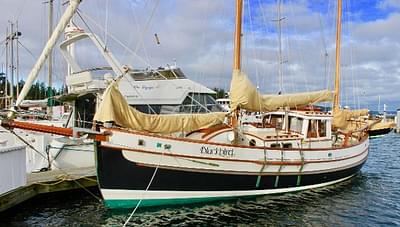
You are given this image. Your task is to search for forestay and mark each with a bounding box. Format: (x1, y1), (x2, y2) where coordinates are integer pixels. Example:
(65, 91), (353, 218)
(230, 70), (333, 112)
(94, 83), (226, 134)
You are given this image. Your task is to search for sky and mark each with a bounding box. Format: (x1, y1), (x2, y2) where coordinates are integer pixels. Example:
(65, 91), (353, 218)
(0, 0), (399, 111)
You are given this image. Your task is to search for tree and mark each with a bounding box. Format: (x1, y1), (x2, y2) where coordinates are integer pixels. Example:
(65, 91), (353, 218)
(212, 87), (227, 99)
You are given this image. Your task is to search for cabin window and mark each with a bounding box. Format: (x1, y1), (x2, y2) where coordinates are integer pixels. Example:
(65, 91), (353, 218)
(263, 115), (283, 129)
(307, 120), (318, 138)
(283, 143), (292, 148)
(318, 120), (327, 137)
(289, 117), (303, 133)
(249, 139), (256, 146)
(129, 68), (187, 80)
(133, 93), (223, 115)
(270, 143), (281, 148)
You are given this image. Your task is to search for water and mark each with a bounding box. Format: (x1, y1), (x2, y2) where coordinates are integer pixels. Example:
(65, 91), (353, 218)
(1, 133), (400, 226)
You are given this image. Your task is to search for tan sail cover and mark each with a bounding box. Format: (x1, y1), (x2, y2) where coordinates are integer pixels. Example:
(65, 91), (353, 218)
(230, 70), (333, 112)
(93, 83), (226, 134)
(367, 120), (395, 131)
(332, 109), (369, 130)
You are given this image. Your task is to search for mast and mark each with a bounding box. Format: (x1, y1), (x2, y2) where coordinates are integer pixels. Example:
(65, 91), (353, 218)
(232, 0), (243, 143)
(277, 0), (283, 94)
(16, 21), (19, 99)
(233, 0), (243, 71)
(5, 27), (8, 108)
(333, 0), (342, 111)
(47, 0), (54, 117)
(10, 22), (14, 105)
(11, 0), (81, 116)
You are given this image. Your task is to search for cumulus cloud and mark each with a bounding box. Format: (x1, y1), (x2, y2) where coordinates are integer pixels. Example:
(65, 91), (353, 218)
(0, 0), (399, 110)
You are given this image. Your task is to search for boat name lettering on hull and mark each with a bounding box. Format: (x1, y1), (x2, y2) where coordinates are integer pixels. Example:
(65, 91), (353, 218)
(200, 146), (234, 157)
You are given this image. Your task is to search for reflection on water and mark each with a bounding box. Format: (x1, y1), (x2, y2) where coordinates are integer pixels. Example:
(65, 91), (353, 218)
(1, 133), (400, 226)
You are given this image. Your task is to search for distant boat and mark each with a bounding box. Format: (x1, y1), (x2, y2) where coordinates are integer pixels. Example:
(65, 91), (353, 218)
(368, 119), (395, 138)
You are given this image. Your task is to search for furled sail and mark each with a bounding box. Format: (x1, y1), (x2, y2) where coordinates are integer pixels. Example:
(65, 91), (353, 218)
(332, 108), (369, 130)
(230, 70), (333, 112)
(367, 120), (395, 131)
(94, 83), (226, 134)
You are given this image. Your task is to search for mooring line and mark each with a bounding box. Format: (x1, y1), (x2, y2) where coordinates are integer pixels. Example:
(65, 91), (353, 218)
(122, 151), (163, 227)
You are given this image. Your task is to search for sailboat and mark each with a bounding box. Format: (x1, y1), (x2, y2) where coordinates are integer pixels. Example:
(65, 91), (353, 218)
(92, 0), (369, 208)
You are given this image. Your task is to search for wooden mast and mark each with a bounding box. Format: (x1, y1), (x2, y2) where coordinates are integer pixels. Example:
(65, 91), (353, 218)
(233, 0), (243, 71)
(232, 0), (243, 143)
(333, 0), (342, 111)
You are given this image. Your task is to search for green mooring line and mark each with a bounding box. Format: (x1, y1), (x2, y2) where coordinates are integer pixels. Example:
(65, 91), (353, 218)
(274, 176), (280, 188)
(296, 175), (301, 186)
(256, 175), (261, 188)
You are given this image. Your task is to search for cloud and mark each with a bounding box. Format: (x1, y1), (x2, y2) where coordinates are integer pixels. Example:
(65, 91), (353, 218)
(0, 0), (399, 110)
(378, 0), (400, 10)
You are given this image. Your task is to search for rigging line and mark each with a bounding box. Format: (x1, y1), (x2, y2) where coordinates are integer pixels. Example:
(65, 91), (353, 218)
(318, 13), (328, 88)
(76, 7), (230, 123)
(17, 40), (36, 60)
(7, 127), (100, 202)
(104, 0), (109, 49)
(0, 39), (7, 47)
(77, 6), (212, 116)
(246, 0), (262, 112)
(123, 151), (163, 227)
(0, 45), (6, 60)
(287, 0), (309, 92)
(76, 9), (168, 80)
(342, 0), (349, 108)
(76, 11), (123, 76)
(346, 0), (357, 109)
(17, 40), (64, 85)
(133, 0), (160, 55)
(14, 0), (29, 21)
(122, 0), (146, 63)
(80, 8), (161, 114)
(257, 0), (272, 92)
(9, 129), (49, 164)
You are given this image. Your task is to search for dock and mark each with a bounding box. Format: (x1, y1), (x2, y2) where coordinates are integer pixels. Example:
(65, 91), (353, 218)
(0, 167), (97, 212)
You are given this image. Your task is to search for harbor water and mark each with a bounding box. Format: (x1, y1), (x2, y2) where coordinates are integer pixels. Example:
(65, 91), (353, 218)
(1, 133), (399, 226)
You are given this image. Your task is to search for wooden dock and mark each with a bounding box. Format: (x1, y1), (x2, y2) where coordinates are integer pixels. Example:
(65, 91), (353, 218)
(0, 167), (97, 212)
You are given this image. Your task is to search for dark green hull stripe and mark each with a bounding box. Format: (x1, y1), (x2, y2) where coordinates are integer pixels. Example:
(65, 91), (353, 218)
(104, 196), (239, 208)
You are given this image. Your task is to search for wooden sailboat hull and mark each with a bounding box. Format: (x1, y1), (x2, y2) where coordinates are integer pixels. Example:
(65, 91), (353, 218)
(96, 129), (369, 209)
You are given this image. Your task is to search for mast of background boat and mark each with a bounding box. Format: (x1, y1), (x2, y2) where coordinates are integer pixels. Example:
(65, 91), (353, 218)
(276, 0), (284, 94)
(232, 0), (243, 143)
(47, 0), (54, 117)
(16, 21), (20, 99)
(333, 0), (342, 111)
(9, 0), (82, 118)
(10, 22), (14, 105)
(5, 26), (8, 108)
